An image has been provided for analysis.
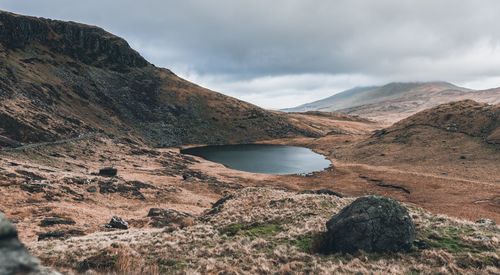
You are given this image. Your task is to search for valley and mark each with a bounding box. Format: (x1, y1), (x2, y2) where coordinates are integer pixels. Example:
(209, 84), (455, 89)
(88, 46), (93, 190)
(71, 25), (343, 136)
(0, 9), (498, 275)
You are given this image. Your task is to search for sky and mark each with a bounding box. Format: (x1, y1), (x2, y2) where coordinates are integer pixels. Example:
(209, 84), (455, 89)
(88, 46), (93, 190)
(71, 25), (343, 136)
(2, 0), (500, 109)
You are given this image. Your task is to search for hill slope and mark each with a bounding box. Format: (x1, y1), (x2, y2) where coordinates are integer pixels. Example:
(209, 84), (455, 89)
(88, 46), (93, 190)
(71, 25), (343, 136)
(331, 100), (500, 183)
(284, 82), (500, 123)
(0, 10), (314, 147)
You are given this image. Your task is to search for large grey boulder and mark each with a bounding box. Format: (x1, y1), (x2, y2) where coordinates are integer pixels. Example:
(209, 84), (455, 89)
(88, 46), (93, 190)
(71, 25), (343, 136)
(319, 196), (415, 253)
(0, 213), (58, 274)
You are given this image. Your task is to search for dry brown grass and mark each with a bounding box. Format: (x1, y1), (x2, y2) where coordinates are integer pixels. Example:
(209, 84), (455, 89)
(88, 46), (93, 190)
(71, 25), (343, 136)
(32, 187), (499, 274)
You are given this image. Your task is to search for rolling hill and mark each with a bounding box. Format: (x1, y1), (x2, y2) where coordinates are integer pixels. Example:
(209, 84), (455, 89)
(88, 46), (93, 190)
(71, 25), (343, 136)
(284, 82), (500, 123)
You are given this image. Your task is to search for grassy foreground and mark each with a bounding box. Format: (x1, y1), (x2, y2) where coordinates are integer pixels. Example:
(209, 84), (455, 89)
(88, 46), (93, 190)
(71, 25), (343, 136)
(33, 187), (499, 274)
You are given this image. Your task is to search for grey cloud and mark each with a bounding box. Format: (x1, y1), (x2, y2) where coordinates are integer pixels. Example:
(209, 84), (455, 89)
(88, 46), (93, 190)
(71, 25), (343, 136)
(1, 0), (500, 108)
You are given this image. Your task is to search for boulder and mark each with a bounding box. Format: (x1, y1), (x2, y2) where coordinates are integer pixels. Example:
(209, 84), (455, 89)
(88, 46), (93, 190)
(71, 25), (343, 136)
(105, 216), (128, 230)
(98, 167), (117, 177)
(319, 196), (415, 253)
(0, 213), (58, 274)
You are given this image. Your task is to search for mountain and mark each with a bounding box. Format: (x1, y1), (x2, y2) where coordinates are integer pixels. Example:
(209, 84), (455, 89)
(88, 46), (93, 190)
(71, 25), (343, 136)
(282, 85), (383, 112)
(284, 82), (500, 123)
(0, 10), (314, 147)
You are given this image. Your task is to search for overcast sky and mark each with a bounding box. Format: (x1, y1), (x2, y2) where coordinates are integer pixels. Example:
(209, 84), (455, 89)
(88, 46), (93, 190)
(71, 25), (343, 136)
(2, 0), (500, 109)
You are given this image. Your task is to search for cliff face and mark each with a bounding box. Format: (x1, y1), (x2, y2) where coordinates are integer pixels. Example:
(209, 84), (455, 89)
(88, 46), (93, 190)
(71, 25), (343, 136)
(0, 10), (315, 146)
(0, 11), (147, 70)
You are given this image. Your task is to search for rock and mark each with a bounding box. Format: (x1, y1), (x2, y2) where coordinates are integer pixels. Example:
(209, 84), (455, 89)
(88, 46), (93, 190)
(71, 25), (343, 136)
(49, 152), (65, 158)
(1, 213), (58, 274)
(76, 251), (117, 273)
(318, 196), (415, 253)
(0, 134), (22, 147)
(98, 180), (148, 200)
(147, 208), (194, 228)
(205, 194), (234, 215)
(37, 229), (85, 241)
(39, 217), (76, 227)
(65, 177), (91, 185)
(0, 11), (149, 69)
(476, 218), (495, 226)
(20, 182), (48, 193)
(299, 189), (343, 197)
(105, 216), (128, 230)
(16, 170), (46, 180)
(413, 239), (430, 249)
(98, 167), (117, 177)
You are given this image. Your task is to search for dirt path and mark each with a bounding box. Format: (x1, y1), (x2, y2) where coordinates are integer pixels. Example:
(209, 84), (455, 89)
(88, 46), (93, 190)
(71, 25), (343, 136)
(0, 133), (97, 152)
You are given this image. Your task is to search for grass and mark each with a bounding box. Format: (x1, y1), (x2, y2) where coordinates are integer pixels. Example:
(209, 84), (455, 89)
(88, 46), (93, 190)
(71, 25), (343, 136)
(220, 222), (282, 238)
(157, 259), (187, 273)
(419, 225), (491, 254)
(290, 234), (316, 253)
(32, 187), (500, 274)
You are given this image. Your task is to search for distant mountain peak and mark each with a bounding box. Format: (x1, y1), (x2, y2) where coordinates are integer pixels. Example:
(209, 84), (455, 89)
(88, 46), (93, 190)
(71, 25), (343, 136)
(282, 81), (498, 123)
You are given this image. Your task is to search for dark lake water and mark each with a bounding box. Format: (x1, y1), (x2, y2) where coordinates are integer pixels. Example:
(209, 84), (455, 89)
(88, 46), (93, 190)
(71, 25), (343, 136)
(181, 144), (331, 175)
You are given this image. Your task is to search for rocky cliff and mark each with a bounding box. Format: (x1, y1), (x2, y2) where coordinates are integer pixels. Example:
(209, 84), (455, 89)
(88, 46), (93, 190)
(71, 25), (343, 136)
(0, 10), (315, 147)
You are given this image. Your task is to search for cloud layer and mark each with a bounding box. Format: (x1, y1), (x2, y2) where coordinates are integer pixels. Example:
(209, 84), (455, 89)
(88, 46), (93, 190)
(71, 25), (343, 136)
(2, 0), (500, 108)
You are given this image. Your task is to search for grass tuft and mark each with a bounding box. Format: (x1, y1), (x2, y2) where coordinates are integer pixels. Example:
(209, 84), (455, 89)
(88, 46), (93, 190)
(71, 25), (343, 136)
(220, 222), (282, 238)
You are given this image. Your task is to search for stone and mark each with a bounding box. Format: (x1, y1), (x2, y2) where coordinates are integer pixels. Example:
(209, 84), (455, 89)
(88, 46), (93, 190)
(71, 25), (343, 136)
(105, 216), (129, 230)
(20, 182), (48, 193)
(476, 218), (495, 226)
(318, 196), (415, 253)
(147, 208), (194, 228)
(98, 167), (117, 177)
(1, 213), (58, 274)
(205, 194), (234, 215)
(98, 180), (147, 200)
(40, 217), (76, 227)
(37, 229), (85, 241)
(76, 251), (117, 273)
(299, 189), (343, 197)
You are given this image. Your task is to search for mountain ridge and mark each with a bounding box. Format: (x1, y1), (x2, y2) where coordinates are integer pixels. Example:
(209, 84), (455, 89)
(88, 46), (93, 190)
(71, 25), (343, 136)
(283, 81), (500, 123)
(0, 10), (316, 147)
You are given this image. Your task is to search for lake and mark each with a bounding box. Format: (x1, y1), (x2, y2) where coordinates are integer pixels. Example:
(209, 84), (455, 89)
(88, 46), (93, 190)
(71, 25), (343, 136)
(181, 144), (331, 175)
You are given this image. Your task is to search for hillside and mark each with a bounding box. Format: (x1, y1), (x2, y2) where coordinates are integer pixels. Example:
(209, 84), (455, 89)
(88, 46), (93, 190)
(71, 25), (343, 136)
(331, 100), (500, 182)
(284, 82), (500, 123)
(0, 10), (314, 148)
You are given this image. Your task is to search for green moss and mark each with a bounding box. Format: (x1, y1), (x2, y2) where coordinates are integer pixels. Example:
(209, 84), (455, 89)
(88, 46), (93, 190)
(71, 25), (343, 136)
(220, 223), (245, 237)
(419, 225), (490, 254)
(219, 222), (282, 238)
(291, 235), (315, 252)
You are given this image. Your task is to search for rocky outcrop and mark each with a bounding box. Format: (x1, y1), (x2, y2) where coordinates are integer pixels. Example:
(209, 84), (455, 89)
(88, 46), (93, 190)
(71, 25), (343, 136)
(39, 217), (76, 227)
(0, 10), (148, 70)
(318, 196), (415, 253)
(0, 213), (58, 274)
(147, 208), (194, 229)
(105, 216), (129, 230)
(98, 167), (118, 177)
